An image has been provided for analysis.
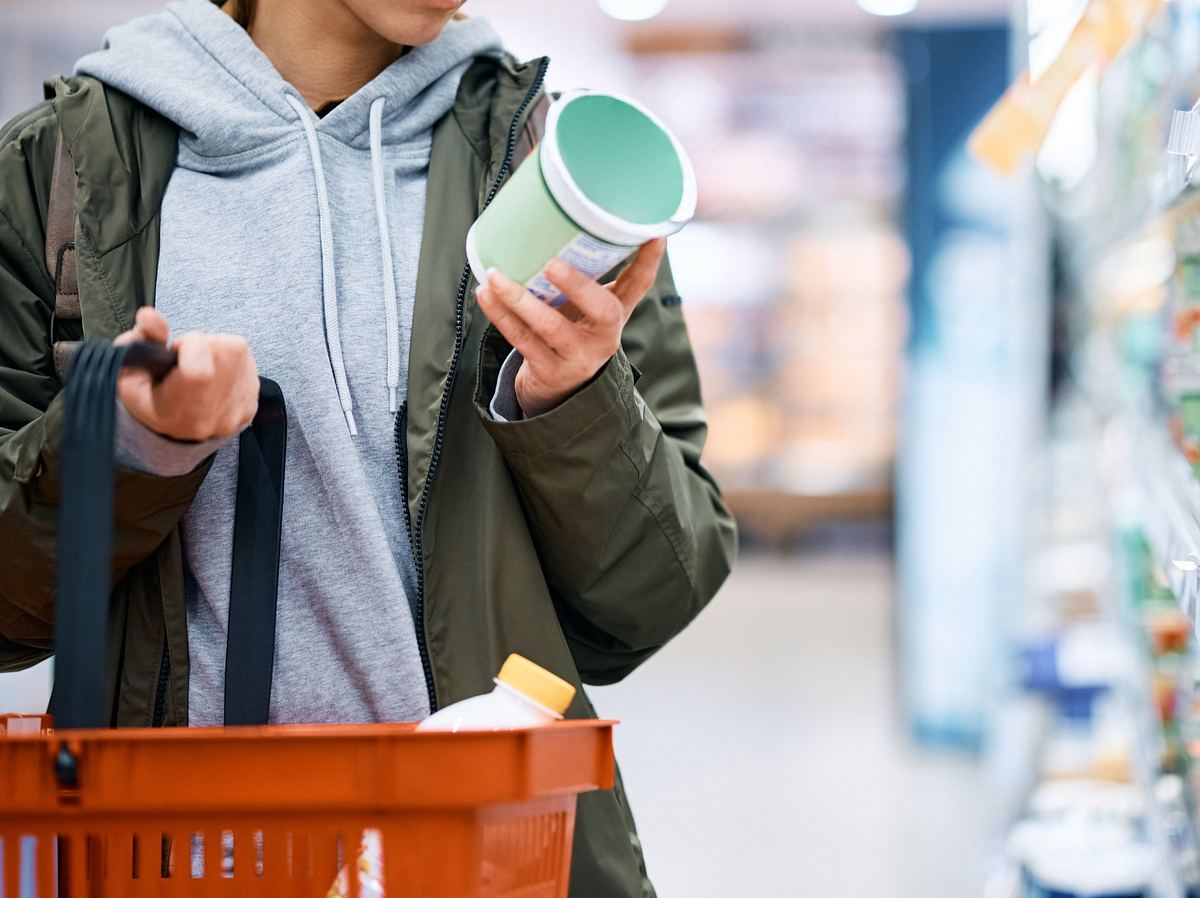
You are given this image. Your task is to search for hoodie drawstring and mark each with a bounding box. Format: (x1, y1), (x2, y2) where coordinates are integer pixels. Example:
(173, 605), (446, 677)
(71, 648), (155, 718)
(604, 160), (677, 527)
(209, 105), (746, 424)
(286, 92), (358, 436)
(369, 97), (403, 415)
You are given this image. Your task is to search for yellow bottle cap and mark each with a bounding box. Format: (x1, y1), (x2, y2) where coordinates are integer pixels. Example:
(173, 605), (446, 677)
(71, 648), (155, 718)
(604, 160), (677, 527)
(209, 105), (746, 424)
(497, 654), (576, 716)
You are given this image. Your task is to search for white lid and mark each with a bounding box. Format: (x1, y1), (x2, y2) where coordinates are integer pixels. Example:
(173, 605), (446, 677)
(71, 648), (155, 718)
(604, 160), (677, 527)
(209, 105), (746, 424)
(539, 90), (698, 246)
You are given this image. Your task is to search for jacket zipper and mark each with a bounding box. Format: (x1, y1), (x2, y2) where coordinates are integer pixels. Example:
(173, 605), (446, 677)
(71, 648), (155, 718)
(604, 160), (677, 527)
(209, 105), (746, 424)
(395, 401), (414, 540)
(400, 57), (550, 714)
(151, 642), (170, 726)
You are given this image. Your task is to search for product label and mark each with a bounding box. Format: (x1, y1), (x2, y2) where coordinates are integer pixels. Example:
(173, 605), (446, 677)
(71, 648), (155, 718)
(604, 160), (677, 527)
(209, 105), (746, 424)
(524, 232), (636, 306)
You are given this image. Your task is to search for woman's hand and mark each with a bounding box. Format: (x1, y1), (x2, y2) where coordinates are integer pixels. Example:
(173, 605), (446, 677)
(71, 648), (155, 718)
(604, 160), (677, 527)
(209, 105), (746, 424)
(114, 307), (260, 441)
(475, 238), (666, 418)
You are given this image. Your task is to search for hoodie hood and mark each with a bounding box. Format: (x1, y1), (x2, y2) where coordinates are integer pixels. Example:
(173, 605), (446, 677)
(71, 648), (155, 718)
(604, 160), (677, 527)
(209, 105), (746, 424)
(75, 0), (502, 433)
(76, 0), (503, 159)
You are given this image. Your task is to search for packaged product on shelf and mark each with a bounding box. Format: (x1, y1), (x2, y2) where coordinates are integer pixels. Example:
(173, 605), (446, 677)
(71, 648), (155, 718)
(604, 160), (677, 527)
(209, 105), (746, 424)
(1181, 253), (1200, 309)
(1008, 784), (1158, 898)
(1144, 605), (1192, 657)
(1180, 658), (1200, 823)
(1181, 390), (1200, 474)
(1165, 221), (1200, 472)
(1017, 624), (1134, 695)
(1009, 819), (1156, 898)
(1039, 697), (1134, 784)
(1154, 774), (1200, 896)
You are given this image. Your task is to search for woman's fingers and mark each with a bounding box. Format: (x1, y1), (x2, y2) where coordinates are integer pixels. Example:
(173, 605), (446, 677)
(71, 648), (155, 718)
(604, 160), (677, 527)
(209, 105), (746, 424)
(609, 238), (666, 311)
(174, 332), (217, 383)
(209, 335), (259, 435)
(549, 239), (665, 326)
(136, 307), (170, 344)
(114, 309), (169, 421)
(475, 283), (561, 370)
(114, 318), (260, 441)
(544, 259), (624, 333)
(476, 245), (666, 416)
(482, 268), (582, 358)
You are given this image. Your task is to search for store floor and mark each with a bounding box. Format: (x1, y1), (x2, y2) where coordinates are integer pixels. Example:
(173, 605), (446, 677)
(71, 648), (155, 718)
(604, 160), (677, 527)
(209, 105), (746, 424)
(592, 546), (984, 898)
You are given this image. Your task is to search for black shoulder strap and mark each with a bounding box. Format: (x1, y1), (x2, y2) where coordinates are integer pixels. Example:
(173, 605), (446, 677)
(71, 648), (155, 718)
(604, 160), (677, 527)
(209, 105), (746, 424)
(223, 379), (287, 726)
(45, 125), (81, 381)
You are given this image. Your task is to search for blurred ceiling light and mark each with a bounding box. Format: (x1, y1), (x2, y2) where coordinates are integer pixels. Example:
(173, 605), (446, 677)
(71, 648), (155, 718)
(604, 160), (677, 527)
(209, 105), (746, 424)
(856, 0), (918, 16)
(597, 0), (670, 21)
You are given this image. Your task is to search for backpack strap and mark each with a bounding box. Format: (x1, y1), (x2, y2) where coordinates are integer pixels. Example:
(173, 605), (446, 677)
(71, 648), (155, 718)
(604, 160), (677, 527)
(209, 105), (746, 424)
(45, 125), (81, 381)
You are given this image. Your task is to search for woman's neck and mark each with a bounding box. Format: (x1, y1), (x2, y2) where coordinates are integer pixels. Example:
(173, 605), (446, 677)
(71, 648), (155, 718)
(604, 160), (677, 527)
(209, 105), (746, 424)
(222, 0), (407, 110)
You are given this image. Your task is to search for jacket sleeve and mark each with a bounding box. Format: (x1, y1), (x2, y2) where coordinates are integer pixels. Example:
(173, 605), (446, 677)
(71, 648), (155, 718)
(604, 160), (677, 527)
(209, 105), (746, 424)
(475, 255), (738, 684)
(0, 104), (210, 672)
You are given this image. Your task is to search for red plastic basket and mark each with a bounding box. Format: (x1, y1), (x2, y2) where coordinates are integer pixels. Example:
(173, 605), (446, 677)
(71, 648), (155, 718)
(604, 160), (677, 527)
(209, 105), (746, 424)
(0, 714), (614, 896)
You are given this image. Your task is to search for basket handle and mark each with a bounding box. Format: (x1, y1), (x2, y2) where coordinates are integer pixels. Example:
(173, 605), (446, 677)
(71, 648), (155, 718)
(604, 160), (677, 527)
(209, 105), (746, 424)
(52, 340), (286, 730)
(224, 376), (286, 726)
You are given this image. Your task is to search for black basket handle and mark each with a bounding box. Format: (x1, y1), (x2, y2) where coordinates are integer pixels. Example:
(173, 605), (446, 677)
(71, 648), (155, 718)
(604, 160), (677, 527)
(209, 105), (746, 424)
(52, 340), (286, 730)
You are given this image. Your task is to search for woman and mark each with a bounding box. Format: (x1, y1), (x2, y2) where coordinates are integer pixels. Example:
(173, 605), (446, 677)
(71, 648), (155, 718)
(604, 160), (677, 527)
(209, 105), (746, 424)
(0, 0), (736, 893)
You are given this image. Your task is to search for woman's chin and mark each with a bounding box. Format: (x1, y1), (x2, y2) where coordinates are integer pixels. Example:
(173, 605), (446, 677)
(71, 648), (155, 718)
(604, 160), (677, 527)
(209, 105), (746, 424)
(348, 3), (463, 47)
(372, 10), (456, 45)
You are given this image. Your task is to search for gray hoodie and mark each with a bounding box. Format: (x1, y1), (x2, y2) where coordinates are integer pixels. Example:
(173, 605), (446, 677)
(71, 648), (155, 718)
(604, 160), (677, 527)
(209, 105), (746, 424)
(75, 0), (503, 725)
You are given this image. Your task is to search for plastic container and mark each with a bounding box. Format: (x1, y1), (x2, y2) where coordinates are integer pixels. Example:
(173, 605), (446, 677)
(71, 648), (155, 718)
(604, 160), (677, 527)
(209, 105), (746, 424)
(466, 90), (697, 306)
(418, 654), (577, 733)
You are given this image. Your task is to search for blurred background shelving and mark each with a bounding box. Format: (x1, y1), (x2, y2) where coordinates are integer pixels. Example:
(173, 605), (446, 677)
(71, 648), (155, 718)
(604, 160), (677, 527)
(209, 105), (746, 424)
(980, 2), (1200, 895)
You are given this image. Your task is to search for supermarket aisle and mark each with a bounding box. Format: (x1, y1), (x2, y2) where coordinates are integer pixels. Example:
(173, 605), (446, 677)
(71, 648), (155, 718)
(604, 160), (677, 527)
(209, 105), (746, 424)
(592, 547), (983, 898)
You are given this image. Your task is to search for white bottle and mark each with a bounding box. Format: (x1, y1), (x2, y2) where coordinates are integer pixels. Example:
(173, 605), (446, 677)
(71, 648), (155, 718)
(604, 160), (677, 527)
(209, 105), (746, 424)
(417, 654), (576, 732)
(331, 656), (578, 898)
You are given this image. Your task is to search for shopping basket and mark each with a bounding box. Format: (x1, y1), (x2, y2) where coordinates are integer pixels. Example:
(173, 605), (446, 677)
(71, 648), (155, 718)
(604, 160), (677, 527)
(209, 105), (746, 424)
(0, 342), (615, 897)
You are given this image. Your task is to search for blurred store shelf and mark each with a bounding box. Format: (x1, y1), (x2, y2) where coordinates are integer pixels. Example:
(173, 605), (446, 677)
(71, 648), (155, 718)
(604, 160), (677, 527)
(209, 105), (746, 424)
(1142, 430), (1200, 633)
(725, 488), (892, 542)
(632, 30), (906, 509)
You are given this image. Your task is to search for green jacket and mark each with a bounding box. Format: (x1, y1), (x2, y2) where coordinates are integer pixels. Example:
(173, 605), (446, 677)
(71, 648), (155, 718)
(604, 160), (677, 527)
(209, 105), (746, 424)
(0, 54), (736, 896)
